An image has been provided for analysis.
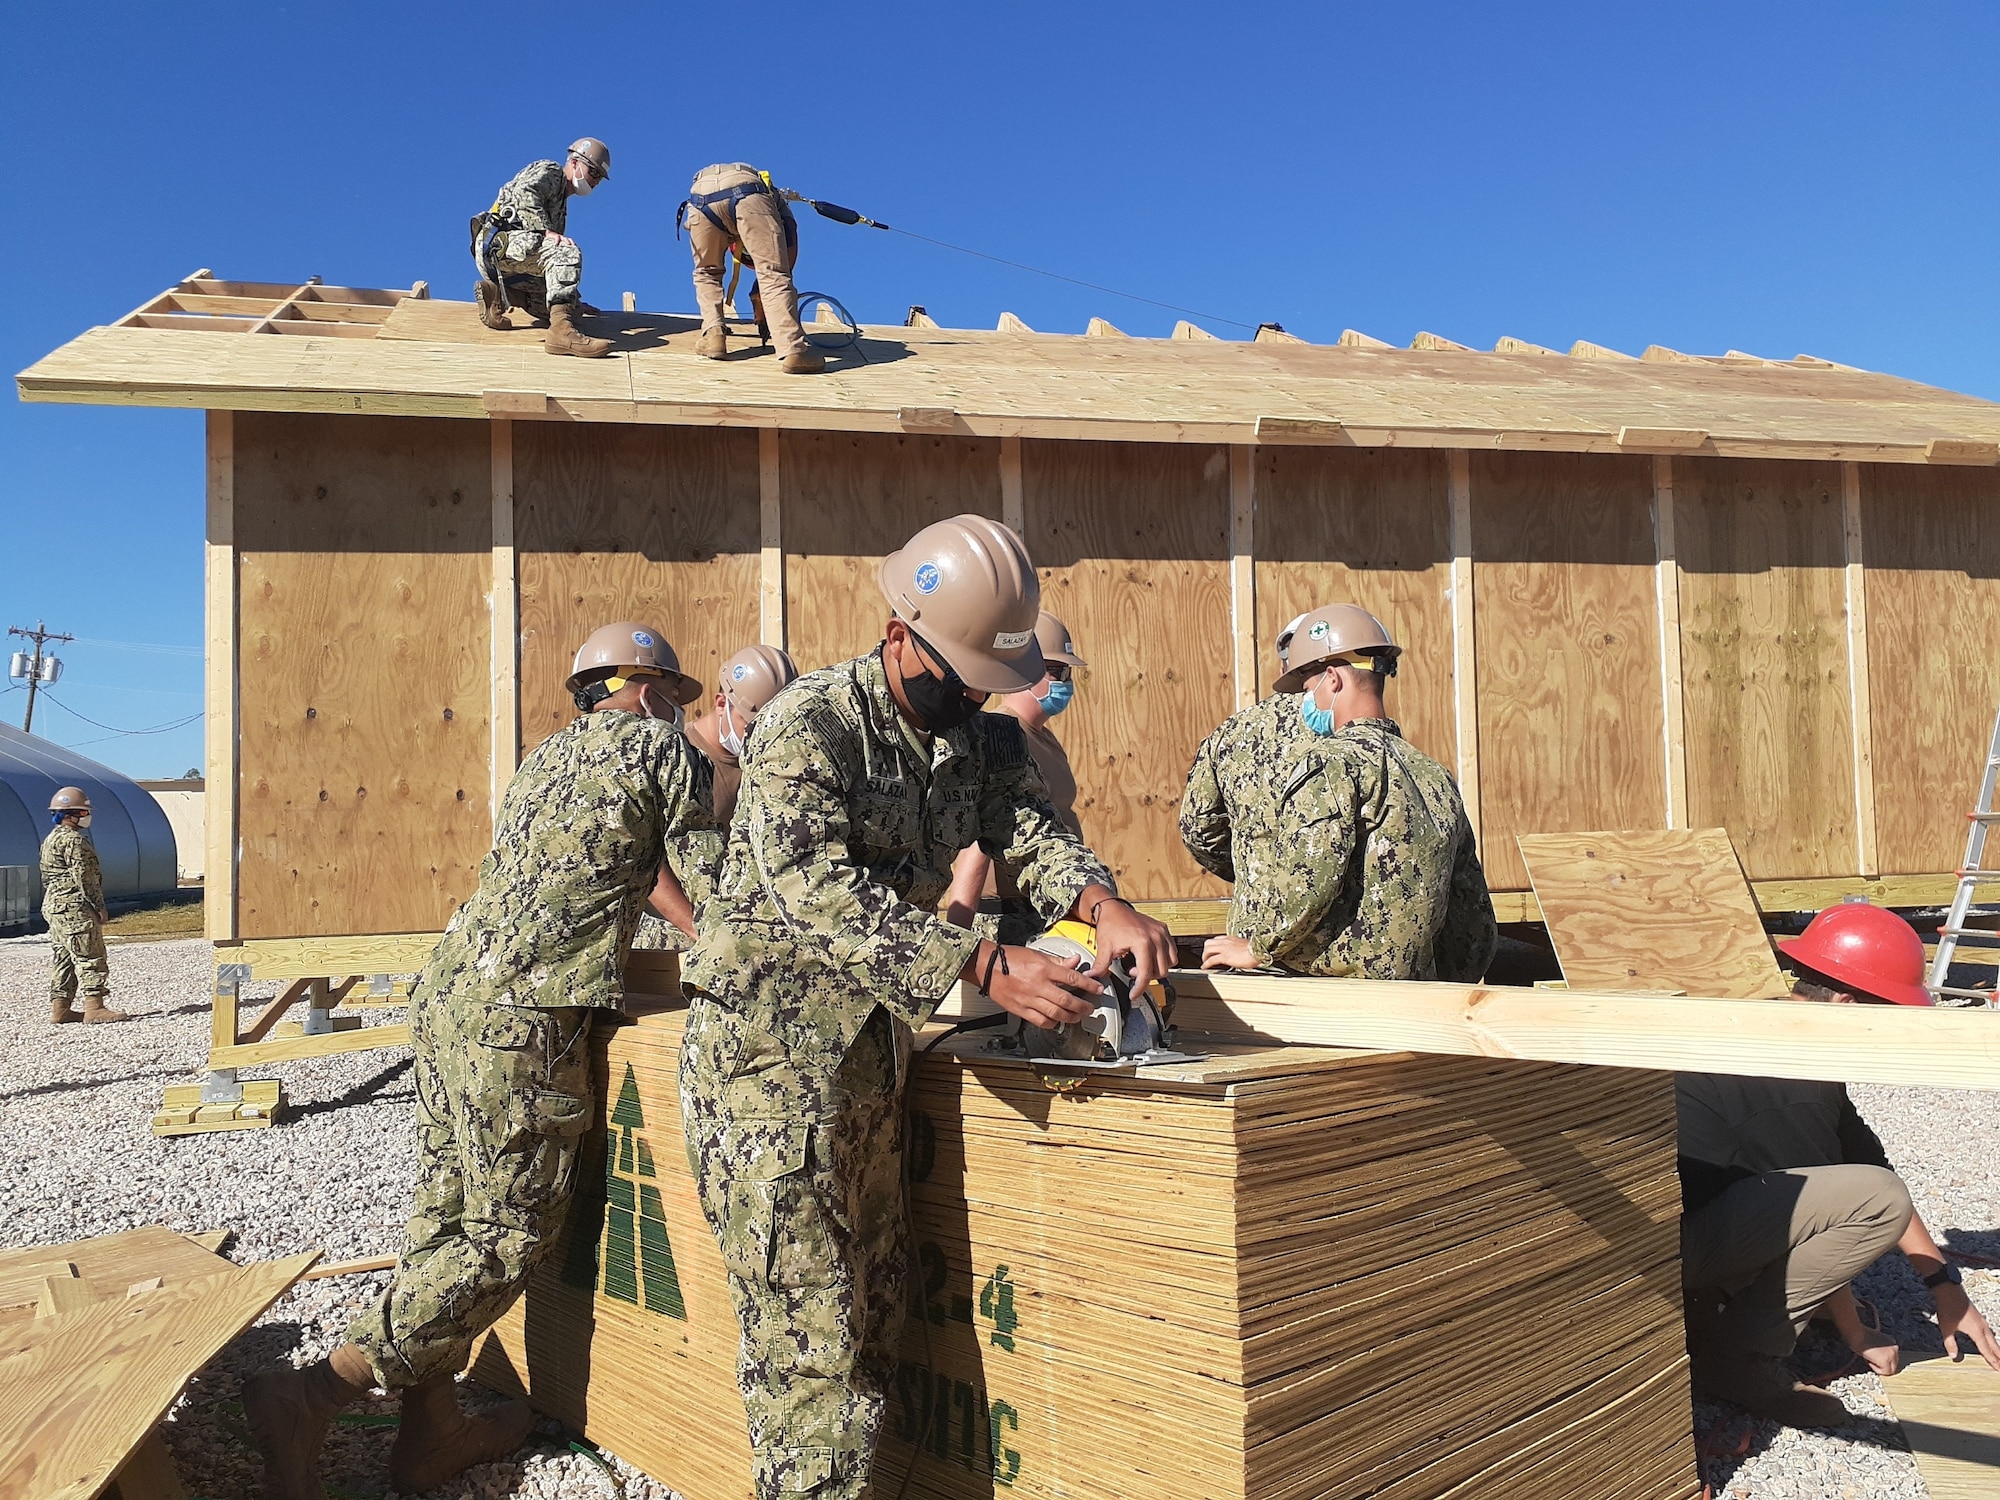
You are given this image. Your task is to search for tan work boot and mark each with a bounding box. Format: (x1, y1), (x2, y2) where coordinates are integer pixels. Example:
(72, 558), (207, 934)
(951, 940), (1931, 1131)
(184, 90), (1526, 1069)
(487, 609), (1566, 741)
(475, 280), (512, 331)
(82, 996), (130, 1024)
(242, 1345), (374, 1500)
(51, 997), (80, 1024)
(696, 325), (728, 359)
(389, 1375), (537, 1493)
(781, 347), (826, 374)
(545, 302), (612, 358)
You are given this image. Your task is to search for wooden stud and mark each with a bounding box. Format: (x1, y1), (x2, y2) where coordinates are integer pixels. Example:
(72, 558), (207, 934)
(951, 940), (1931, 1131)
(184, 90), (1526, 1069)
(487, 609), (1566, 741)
(1844, 462), (1879, 877)
(1652, 458), (1690, 829)
(759, 429), (785, 648)
(1337, 329), (1392, 349)
(997, 311), (1033, 334)
(203, 411), (237, 943)
(211, 970), (239, 1054)
(1000, 436), (1025, 536)
(621, 291), (636, 313)
(1086, 317), (1127, 338)
(1411, 332), (1470, 352)
(490, 419), (518, 806)
(1229, 446), (1257, 710)
(1447, 450), (1480, 844)
(1172, 321), (1219, 341)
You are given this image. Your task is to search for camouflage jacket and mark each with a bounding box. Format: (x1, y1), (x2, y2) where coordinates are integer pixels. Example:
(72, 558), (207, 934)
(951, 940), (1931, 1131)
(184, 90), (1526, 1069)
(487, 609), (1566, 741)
(486, 160), (569, 236)
(1194, 713), (1496, 981)
(683, 648), (1114, 1071)
(420, 711), (712, 1011)
(1179, 692), (1303, 882)
(40, 823), (103, 925)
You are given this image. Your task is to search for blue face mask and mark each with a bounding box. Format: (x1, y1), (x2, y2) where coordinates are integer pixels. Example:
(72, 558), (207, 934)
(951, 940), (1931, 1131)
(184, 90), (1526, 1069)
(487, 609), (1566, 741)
(1036, 679), (1075, 717)
(1299, 694), (1334, 737)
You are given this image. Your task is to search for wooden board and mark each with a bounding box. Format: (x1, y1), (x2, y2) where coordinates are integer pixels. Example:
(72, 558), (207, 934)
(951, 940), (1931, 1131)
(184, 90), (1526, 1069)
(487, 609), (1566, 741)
(1471, 452), (1667, 890)
(515, 422), (760, 753)
(234, 413), (492, 937)
(1674, 458), (1856, 879)
(1517, 828), (1789, 998)
(1861, 463), (2000, 875)
(1251, 446), (1456, 767)
(1878, 1355), (2000, 1499)
(1021, 440), (1232, 900)
(780, 431), (1003, 672)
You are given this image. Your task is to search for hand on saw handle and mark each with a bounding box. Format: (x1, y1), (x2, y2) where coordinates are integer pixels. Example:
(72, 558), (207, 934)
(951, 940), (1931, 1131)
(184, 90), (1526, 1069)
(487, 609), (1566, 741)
(962, 940), (1101, 1030)
(1077, 885), (1176, 995)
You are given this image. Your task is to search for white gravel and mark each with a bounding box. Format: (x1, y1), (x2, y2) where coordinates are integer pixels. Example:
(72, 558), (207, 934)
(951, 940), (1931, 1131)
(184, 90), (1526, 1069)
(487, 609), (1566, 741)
(4, 934), (1995, 1498)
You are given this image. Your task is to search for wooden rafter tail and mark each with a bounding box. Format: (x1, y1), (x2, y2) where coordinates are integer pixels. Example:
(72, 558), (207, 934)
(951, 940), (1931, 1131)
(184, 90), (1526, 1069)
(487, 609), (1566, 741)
(1172, 320), (1218, 340)
(1617, 426), (1708, 453)
(1411, 331), (1470, 352)
(1085, 317), (1127, 337)
(1570, 340), (1637, 360)
(1924, 437), (2000, 465)
(996, 311), (1033, 333)
(1337, 328), (1392, 349)
(1494, 336), (1559, 355)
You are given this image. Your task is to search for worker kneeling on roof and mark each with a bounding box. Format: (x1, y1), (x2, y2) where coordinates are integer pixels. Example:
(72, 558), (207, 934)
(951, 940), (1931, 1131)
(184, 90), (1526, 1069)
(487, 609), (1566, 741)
(681, 162), (824, 374)
(1678, 901), (2000, 1427)
(1185, 603), (1496, 980)
(242, 624), (714, 1500)
(470, 137), (615, 358)
(680, 514), (1173, 1500)
(944, 609), (1089, 943)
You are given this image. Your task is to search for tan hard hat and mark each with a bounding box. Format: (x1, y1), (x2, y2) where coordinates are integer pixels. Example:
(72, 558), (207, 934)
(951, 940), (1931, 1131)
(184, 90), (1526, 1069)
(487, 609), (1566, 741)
(718, 644), (799, 724)
(879, 514), (1043, 694)
(566, 622), (700, 703)
(568, 137), (611, 180)
(1274, 612), (1309, 676)
(49, 786), (90, 812)
(1272, 604), (1401, 693)
(1035, 612), (1086, 670)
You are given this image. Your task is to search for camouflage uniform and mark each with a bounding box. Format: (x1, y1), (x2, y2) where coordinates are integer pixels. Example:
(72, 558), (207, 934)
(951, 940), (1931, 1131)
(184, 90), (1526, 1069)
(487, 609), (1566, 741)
(348, 710), (711, 1390)
(473, 160), (582, 314)
(681, 649), (1112, 1500)
(41, 821), (109, 1006)
(1184, 711), (1497, 981)
(1179, 692), (1303, 883)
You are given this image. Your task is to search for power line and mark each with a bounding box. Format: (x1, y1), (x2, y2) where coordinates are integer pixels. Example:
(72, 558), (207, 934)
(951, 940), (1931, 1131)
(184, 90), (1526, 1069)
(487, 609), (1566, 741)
(37, 693), (202, 737)
(69, 635), (202, 659)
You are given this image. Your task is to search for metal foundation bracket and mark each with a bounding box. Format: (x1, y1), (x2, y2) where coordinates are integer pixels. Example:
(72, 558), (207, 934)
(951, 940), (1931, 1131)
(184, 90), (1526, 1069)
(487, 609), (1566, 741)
(200, 1068), (243, 1105)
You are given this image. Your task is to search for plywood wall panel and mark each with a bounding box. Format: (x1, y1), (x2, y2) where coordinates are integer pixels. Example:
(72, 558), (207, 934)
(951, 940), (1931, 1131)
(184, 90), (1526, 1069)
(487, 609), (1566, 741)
(234, 413), (491, 937)
(1023, 440), (1232, 900)
(1252, 446), (1455, 768)
(1674, 458), (1855, 880)
(516, 424), (760, 752)
(1472, 453), (1665, 891)
(1861, 464), (2000, 875)
(780, 431), (1003, 673)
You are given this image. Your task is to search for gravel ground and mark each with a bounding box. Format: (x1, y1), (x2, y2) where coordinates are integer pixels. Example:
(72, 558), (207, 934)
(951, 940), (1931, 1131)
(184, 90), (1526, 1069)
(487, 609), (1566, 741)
(4, 935), (1996, 1498)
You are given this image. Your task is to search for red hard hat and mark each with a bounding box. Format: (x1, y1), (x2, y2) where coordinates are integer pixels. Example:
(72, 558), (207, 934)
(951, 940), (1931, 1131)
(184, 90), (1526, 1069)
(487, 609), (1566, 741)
(1776, 903), (1933, 1006)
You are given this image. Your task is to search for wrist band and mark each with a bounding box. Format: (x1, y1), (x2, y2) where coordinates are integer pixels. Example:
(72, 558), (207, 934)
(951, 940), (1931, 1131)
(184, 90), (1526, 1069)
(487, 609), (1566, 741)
(979, 943), (1006, 995)
(1088, 895), (1133, 925)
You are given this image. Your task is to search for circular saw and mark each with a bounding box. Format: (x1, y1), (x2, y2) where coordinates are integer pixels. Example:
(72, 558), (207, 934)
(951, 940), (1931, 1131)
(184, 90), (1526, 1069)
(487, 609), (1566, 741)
(988, 920), (1205, 1070)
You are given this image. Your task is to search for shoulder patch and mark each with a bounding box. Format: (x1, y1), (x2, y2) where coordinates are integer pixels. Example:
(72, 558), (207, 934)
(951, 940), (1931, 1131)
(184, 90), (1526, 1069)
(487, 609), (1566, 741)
(976, 710), (1032, 768)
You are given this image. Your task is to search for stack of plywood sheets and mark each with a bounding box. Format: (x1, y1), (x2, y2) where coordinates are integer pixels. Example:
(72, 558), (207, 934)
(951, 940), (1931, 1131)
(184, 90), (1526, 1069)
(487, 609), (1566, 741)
(477, 1000), (1698, 1500)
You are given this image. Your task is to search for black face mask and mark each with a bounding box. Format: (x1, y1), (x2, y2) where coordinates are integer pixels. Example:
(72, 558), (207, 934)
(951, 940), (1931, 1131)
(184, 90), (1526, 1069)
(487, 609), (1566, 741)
(891, 636), (986, 732)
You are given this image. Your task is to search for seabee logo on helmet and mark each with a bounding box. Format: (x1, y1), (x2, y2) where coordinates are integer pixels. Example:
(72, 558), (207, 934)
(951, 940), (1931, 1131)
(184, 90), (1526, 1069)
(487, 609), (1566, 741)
(632, 630), (655, 648)
(732, 664), (749, 681)
(914, 562), (941, 595)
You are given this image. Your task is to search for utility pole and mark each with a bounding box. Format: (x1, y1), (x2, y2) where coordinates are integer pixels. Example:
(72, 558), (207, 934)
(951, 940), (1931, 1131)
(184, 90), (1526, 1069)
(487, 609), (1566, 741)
(7, 621), (72, 734)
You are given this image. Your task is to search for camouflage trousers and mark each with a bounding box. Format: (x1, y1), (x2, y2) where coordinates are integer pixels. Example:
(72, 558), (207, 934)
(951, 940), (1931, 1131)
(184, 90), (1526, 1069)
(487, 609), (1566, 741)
(348, 982), (596, 1389)
(475, 227), (582, 314)
(48, 916), (109, 1003)
(681, 995), (912, 1500)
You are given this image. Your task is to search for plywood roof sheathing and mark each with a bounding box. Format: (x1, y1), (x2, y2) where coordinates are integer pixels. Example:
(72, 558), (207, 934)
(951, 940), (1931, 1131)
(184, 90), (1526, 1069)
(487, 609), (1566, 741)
(1085, 317), (1127, 337)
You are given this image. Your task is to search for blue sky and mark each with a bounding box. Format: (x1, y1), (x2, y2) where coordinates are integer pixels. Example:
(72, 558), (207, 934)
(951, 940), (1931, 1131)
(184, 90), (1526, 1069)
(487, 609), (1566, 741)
(4, 1), (1997, 778)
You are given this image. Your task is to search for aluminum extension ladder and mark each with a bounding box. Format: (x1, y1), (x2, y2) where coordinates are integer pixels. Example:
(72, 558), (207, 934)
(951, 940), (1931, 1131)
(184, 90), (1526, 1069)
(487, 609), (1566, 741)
(1927, 703), (2000, 1006)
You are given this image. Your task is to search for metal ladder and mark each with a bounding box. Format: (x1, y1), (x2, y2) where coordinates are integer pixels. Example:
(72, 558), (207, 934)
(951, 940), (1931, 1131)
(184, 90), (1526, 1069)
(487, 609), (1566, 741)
(1927, 703), (2000, 1006)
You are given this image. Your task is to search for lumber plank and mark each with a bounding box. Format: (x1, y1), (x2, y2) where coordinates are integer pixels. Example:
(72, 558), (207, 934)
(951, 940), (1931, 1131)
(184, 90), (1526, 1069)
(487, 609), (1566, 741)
(1252, 416), (1346, 445)
(760, 428), (785, 649)
(213, 932), (440, 977)
(1842, 461), (1878, 877)
(1617, 426), (1707, 451)
(204, 411), (237, 942)
(1877, 1355), (2000, 1500)
(1651, 458), (1689, 828)
(107, 1429), (185, 1500)
(1517, 828), (1789, 998)
(491, 419), (519, 817)
(208, 1022), (410, 1071)
(1229, 446), (1256, 710)
(1448, 450), (1481, 847)
(0, 1254), (315, 1500)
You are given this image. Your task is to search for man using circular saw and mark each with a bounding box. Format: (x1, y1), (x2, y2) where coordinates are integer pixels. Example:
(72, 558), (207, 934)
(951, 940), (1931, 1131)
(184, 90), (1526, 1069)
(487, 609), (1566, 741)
(1678, 901), (2000, 1426)
(1188, 603), (1495, 982)
(679, 513), (1172, 1500)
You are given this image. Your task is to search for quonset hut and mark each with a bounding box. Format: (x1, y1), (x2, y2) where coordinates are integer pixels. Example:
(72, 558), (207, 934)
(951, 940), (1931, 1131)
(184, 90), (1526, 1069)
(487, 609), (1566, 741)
(19, 270), (2000, 946)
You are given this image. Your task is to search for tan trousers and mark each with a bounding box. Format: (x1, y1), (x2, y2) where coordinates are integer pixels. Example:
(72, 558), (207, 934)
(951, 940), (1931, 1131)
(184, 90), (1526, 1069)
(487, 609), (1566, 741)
(1681, 1164), (1912, 1358)
(687, 163), (808, 357)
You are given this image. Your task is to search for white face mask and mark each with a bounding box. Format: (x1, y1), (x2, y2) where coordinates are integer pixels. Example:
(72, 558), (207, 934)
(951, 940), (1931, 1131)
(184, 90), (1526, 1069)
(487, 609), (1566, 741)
(568, 162), (595, 195)
(78, 813), (92, 829)
(718, 701), (745, 761)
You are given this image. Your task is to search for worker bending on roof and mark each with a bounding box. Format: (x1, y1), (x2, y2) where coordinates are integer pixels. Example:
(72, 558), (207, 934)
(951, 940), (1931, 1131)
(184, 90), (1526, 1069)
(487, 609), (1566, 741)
(680, 515), (1173, 1500)
(42, 786), (127, 1025)
(1678, 902), (2000, 1427)
(1187, 604), (1495, 980)
(471, 138), (614, 359)
(243, 624), (713, 1500)
(1179, 612), (1309, 882)
(945, 610), (1089, 943)
(681, 162), (824, 374)
(641, 643), (801, 943)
